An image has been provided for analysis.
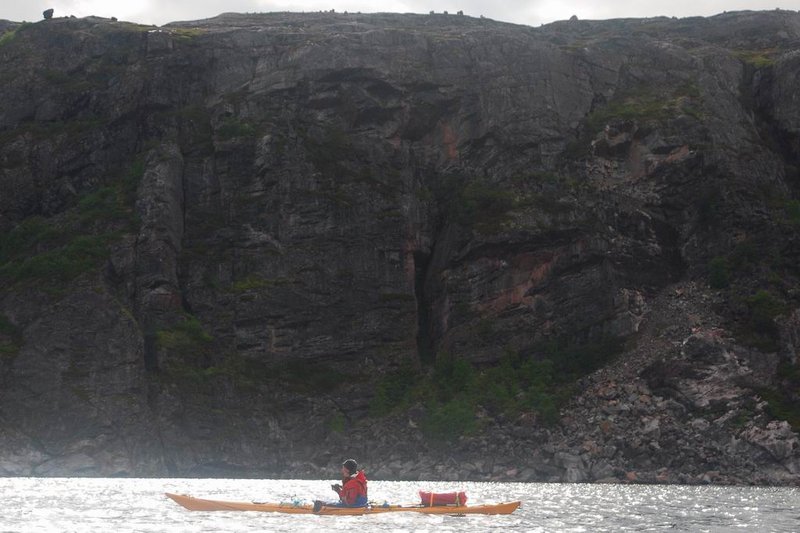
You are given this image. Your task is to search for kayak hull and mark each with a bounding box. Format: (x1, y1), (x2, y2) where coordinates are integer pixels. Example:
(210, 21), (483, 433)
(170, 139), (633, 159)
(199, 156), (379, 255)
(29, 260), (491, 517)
(165, 493), (520, 515)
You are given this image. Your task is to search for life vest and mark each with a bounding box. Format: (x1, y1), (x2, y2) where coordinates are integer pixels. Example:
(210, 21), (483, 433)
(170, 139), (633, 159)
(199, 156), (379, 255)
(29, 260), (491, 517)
(337, 470), (368, 507)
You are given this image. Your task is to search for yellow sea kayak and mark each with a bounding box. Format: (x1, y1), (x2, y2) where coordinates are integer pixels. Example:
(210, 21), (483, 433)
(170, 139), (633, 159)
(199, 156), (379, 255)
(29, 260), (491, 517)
(165, 493), (521, 515)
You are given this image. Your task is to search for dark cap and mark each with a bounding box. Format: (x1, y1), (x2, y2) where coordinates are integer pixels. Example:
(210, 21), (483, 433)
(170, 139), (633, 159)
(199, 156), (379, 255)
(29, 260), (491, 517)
(342, 459), (358, 474)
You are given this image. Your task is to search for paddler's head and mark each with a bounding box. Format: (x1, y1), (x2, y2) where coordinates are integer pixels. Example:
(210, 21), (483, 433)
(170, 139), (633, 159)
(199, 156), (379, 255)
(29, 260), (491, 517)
(342, 459), (358, 477)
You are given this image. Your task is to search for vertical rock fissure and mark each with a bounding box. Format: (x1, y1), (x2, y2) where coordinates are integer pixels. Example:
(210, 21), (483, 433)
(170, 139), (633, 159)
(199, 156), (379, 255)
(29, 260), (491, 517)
(749, 66), (800, 194)
(414, 250), (435, 365)
(414, 247), (436, 364)
(177, 148), (191, 316)
(142, 333), (159, 372)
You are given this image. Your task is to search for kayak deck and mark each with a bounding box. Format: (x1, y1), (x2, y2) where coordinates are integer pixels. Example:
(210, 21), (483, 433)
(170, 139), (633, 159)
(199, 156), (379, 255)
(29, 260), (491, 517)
(165, 493), (520, 515)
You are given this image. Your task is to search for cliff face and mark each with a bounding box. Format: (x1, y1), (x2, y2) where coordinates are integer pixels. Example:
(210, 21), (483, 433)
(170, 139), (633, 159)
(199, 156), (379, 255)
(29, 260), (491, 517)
(1, 10), (799, 483)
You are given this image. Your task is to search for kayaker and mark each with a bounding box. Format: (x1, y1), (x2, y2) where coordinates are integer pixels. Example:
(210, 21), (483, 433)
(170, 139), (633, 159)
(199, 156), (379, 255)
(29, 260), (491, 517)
(313, 459), (368, 511)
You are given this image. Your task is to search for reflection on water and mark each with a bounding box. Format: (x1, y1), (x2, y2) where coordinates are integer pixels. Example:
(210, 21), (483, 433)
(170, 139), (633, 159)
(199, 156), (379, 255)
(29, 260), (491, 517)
(1, 477), (798, 532)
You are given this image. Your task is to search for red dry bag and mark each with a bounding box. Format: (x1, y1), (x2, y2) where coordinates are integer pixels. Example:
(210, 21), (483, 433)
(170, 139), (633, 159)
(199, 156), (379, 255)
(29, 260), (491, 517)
(419, 491), (468, 507)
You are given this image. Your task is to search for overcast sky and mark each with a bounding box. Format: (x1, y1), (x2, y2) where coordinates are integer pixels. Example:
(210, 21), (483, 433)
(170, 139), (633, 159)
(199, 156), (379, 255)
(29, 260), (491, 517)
(1, 1), (797, 27)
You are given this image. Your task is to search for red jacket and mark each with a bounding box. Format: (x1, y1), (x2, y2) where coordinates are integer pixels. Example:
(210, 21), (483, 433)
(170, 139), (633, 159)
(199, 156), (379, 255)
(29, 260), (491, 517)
(336, 470), (368, 506)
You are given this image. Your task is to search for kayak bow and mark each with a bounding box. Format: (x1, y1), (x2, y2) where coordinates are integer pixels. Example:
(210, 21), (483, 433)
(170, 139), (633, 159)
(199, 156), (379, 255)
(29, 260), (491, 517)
(165, 493), (520, 515)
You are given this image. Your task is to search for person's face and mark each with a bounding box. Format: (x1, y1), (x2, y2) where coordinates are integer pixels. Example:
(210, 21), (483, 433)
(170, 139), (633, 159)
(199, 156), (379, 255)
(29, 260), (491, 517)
(341, 465), (349, 477)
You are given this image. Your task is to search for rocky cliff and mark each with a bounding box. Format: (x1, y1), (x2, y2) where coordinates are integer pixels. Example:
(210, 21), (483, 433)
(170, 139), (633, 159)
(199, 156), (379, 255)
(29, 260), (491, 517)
(1, 10), (799, 484)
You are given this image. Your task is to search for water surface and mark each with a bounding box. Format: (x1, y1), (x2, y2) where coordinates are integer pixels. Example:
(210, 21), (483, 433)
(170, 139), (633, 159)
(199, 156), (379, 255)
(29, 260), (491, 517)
(1, 477), (798, 532)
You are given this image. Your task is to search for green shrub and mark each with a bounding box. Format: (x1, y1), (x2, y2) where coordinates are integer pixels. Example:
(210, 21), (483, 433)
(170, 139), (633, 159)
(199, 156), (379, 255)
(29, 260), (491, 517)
(369, 352), (481, 438)
(162, 352), (270, 391)
(729, 240), (760, 272)
(432, 351), (478, 401)
(586, 84), (702, 134)
(0, 217), (63, 264)
(480, 353), (566, 424)
(757, 363), (800, 431)
(428, 174), (518, 232)
(482, 378), (516, 413)
(0, 161), (143, 290)
(0, 27), (20, 47)
(527, 387), (560, 425)
(421, 398), (477, 441)
(371, 337), (621, 440)
(217, 119), (256, 140)
(740, 290), (787, 352)
(68, 160), (144, 232)
(731, 408), (755, 428)
(759, 390), (800, 431)
(157, 316), (213, 356)
(708, 256), (730, 289)
(587, 95), (670, 132)
(441, 178), (518, 232)
(115, 22), (155, 33)
(455, 181), (517, 229)
(76, 178), (139, 229)
(782, 200), (800, 226)
(230, 276), (292, 292)
(156, 316), (218, 390)
(733, 49), (777, 68)
(371, 362), (418, 415)
(0, 233), (116, 285)
(0, 33), (14, 47)
(170, 27), (206, 40)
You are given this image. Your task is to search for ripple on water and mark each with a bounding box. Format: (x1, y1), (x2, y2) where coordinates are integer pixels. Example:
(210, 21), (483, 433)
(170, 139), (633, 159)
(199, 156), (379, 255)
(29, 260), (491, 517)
(0, 478), (798, 532)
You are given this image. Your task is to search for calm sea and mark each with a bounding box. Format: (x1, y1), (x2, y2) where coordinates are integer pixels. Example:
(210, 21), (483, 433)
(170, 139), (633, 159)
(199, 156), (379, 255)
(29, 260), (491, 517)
(1, 477), (798, 532)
